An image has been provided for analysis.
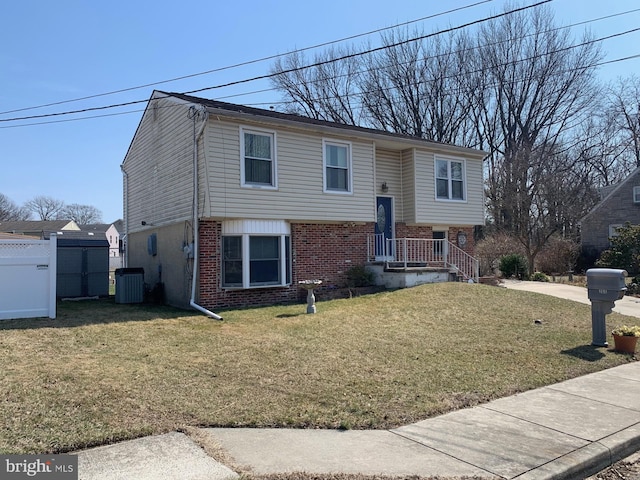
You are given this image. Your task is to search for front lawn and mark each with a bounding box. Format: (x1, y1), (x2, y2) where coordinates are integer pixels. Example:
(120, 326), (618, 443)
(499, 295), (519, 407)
(1, 283), (637, 454)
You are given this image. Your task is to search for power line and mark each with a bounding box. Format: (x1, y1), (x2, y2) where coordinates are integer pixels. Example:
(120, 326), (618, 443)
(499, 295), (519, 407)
(3, 51), (639, 130)
(0, 0), (497, 117)
(0, 0), (551, 124)
(230, 6), (640, 104)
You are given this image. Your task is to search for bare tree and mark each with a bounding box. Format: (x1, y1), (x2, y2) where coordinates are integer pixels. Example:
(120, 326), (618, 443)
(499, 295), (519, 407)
(0, 193), (31, 221)
(474, 4), (603, 272)
(271, 46), (363, 124)
(362, 30), (477, 145)
(61, 204), (103, 224)
(607, 76), (640, 167)
(25, 196), (65, 221)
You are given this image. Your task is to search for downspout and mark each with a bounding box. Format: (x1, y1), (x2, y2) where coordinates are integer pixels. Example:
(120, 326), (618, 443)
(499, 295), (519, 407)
(120, 164), (128, 268)
(189, 106), (223, 320)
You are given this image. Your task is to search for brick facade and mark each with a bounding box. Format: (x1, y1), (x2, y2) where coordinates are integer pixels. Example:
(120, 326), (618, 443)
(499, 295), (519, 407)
(395, 224), (476, 256)
(196, 220), (476, 310)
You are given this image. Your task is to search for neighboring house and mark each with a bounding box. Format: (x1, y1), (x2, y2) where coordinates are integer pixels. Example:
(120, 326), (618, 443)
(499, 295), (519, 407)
(121, 90), (486, 311)
(0, 220), (80, 237)
(80, 222), (122, 257)
(581, 167), (640, 259)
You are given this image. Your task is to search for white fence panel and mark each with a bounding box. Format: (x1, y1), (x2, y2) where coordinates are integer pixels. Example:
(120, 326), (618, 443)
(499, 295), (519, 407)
(0, 235), (57, 320)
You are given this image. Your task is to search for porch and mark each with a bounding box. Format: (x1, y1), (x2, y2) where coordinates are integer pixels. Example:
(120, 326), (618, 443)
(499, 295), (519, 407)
(366, 235), (479, 286)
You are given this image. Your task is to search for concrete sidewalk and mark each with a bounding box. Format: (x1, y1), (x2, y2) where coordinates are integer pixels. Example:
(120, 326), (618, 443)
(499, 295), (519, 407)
(75, 362), (640, 479)
(74, 280), (640, 479)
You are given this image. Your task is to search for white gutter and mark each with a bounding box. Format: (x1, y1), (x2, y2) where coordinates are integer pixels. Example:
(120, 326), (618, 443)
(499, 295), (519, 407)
(189, 106), (223, 320)
(120, 165), (129, 267)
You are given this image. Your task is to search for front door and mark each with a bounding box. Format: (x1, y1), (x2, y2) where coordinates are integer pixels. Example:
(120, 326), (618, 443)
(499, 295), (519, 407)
(375, 196), (394, 260)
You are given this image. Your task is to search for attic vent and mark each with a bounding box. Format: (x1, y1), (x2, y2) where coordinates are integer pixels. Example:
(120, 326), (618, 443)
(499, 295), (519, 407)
(634, 186), (640, 204)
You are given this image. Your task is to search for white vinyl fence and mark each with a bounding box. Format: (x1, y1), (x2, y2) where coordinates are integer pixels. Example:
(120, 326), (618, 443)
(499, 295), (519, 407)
(0, 235), (57, 320)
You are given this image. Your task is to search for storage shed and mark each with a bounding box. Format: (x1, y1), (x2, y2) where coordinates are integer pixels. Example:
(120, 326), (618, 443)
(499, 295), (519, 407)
(44, 231), (109, 298)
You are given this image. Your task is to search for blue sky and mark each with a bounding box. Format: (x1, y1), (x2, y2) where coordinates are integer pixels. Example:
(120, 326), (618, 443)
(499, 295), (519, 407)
(1, 0), (638, 223)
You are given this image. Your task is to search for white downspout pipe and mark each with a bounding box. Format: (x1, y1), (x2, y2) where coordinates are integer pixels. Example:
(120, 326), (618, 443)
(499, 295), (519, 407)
(189, 106), (223, 320)
(120, 165), (129, 268)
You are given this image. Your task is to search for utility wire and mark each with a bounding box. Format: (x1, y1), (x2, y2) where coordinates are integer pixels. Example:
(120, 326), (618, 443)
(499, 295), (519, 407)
(0, 0), (551, 124)
(0, 0), (496, 116)
(3, 51), (639, 130)
(258, 27), (640, 111)
(225, 7), (640, 104)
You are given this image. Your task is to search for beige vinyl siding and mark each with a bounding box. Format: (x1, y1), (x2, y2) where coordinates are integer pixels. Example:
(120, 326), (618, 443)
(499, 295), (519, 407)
(375, 148), (403, 222)
(401, 149), (416, 223)
(204, 118), (376, 222)
(123, 95), (194, 232)
(413, 150), (484, 225)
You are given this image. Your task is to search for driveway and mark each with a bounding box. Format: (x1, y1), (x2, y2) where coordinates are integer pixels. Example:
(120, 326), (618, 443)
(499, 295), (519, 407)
(501, 280), (640, 319)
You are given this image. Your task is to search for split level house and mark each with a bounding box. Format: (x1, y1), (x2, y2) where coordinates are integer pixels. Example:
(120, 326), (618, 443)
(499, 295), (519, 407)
(121, 91), (486, 312)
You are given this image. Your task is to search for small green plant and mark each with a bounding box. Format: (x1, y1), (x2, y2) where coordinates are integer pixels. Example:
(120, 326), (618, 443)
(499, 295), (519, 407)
(345, 265), (374, 288)
(611, 325), (640, 337)
(531, 272), (549, 282)
(499, 253), (528, 280)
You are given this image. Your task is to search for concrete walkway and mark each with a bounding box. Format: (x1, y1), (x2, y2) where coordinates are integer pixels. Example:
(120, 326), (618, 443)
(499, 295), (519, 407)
(501, 279), (640, 318)
(74, 281), (640, 479)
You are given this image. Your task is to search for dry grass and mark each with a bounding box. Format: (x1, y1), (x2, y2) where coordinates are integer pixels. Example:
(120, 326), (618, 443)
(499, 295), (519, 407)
(1, 283), (638, 454)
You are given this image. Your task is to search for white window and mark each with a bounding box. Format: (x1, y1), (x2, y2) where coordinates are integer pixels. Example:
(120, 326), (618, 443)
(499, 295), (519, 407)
(633, 186), (640, 204)
(323, 139), (352, 193)
(435, 157), (466, 201)
(609, 224), (623, 239)
(241, 128), (277, 188)
(221, 220), (291, 289)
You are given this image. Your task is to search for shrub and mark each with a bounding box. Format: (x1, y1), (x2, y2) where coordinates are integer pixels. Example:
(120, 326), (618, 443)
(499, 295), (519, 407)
(535, 236), (580, 275)
(344, 265), (375, 288)
(596, 222), (640, 274)
(531, 272), (549, 282)
(475, 233), (524, 276)
(499, 254), (528, 280)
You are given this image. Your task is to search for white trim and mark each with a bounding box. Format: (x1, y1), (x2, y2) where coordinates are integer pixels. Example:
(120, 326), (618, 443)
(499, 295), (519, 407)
(240, 126), (278, 190)
(322, 138), (353, 194)
(221, 220), (291, 289)
(222, 219), (290, 235)
(633, 186), (640, 204)
(434, 155), (468, 203)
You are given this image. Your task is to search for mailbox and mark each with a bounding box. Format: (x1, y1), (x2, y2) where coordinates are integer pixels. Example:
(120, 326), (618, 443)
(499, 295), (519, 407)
(587, 268), (627, 301)
(586, 268), (627, 347)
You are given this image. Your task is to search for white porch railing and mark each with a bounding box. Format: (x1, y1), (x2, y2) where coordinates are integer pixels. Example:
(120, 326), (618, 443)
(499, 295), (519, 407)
(367, 234), (479, 283)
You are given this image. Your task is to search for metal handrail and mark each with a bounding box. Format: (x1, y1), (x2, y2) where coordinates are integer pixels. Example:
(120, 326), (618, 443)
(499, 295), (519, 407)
(367, 235), (479, 282)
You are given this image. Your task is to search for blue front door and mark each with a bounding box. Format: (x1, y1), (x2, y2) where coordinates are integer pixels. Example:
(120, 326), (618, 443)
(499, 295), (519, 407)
(375, 196), (393, 260)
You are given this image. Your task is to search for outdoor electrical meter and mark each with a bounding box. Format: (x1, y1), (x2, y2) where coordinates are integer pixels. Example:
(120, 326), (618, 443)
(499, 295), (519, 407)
(586, 268), (627, 347)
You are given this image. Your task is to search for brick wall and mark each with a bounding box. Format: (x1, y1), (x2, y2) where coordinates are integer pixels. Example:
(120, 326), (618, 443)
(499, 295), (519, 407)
(196, 220), (476, 310)
(197, 220), (373, 310)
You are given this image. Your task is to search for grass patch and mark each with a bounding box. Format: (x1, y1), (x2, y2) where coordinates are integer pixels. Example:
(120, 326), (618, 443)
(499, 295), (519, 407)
(1, 283), (638, 454)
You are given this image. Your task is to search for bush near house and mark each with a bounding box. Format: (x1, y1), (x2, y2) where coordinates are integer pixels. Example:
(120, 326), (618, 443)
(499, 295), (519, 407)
(475, 233), (524, 276)
(499, 253), (528, 279)
(535, 236), (580, 275)
(596, 222), (640, 275)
